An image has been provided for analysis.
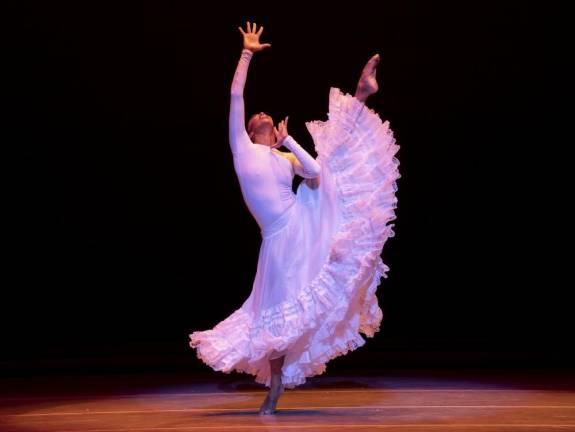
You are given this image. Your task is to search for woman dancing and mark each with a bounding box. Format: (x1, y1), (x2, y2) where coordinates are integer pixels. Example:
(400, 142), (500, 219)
(190, 21), (400, 415)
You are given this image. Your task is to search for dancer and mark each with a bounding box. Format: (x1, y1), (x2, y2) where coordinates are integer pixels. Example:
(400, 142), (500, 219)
(190, 21), (400, 415)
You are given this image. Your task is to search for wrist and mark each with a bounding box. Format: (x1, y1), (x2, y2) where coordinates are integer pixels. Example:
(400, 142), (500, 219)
(281, 135), (295, 149)
(241, 48), (255, 59)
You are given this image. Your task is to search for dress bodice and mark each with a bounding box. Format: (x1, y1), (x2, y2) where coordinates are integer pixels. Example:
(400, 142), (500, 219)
(233, 143), (296, 230)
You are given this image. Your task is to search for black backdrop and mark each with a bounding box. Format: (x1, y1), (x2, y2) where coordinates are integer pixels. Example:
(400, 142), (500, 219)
(4, 1), (569, 373)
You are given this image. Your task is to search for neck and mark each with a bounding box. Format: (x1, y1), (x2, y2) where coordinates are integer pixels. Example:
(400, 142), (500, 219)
(253, 132), (275, 147)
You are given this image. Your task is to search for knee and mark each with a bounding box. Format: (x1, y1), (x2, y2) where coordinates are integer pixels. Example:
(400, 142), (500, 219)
(269, 355), (285, 374)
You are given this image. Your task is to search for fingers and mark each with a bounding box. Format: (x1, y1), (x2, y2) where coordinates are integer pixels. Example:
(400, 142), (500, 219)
(245, 21), (266, 35)
(277, 117), (288, 133)
(247, 21), (260, 34)
(238, 26), (246, 35)
(273, 127), (279, 137)
(261, 43), (271, 49)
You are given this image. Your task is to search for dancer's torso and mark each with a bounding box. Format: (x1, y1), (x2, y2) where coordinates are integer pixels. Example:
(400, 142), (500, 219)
(233, 140), (296, 229)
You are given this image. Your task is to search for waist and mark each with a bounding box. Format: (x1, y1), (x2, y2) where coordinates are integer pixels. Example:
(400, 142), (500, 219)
(261, 201), (297, 240)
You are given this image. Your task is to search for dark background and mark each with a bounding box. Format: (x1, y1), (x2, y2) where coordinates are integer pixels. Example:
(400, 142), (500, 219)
(3, 1), (569, 375)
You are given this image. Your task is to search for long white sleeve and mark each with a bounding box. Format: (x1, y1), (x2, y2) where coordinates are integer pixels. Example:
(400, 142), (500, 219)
(229, 49), (254, 155)
(282, 135), (321, 178)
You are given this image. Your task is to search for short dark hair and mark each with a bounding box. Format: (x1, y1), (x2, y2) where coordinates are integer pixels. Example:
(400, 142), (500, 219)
(247, 113), (277, 144)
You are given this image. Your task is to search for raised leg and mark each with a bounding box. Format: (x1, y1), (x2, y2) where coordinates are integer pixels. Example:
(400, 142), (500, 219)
(355, 53), (380, 103)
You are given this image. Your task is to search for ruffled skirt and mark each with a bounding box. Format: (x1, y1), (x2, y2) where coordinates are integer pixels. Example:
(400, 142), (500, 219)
(189, 88), (400, 389)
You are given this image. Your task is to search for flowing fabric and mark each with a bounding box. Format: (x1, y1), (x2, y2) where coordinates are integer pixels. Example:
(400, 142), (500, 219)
(190, 87), (400, 389)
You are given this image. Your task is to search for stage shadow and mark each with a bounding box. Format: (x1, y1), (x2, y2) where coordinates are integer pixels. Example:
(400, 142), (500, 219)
(201, 408), (337, 417)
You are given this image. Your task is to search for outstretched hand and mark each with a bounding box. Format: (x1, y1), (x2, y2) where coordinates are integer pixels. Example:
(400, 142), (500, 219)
(273, 116), (289, 148)
(238, 21), (271, 53)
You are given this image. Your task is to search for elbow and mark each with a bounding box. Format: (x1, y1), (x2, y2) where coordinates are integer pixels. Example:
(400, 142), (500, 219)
(230, 82), (243, 97)
(305, 163), (322, 178)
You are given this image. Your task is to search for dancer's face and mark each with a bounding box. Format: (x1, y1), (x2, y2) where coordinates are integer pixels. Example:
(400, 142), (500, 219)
(248, 112), (275, 144)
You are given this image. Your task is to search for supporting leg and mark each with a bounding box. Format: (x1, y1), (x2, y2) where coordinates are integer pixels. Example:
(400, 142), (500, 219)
(258, 354), (286, 415)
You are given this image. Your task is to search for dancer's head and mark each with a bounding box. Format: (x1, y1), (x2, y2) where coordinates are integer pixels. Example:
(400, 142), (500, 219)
(247, 112), (276, 146)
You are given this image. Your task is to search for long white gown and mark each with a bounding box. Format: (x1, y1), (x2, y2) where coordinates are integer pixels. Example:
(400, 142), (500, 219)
(190, 49), (400, 389)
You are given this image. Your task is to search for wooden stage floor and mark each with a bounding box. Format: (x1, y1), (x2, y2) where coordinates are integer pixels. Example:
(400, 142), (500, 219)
(1, 368), (574, 431)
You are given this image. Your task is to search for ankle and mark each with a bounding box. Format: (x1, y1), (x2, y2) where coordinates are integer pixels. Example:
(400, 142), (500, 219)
(355, 89), (370, 103)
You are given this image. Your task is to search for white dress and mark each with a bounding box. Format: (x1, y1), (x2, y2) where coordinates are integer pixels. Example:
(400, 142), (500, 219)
(190, 49), (400, 389)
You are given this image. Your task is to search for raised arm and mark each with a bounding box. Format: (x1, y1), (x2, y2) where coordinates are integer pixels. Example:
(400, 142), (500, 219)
(229, 22), (271, 155)
(274, 117), (321, 178)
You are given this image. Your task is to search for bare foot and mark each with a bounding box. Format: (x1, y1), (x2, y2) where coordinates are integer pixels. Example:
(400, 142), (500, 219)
(355, 53), (380, 101)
